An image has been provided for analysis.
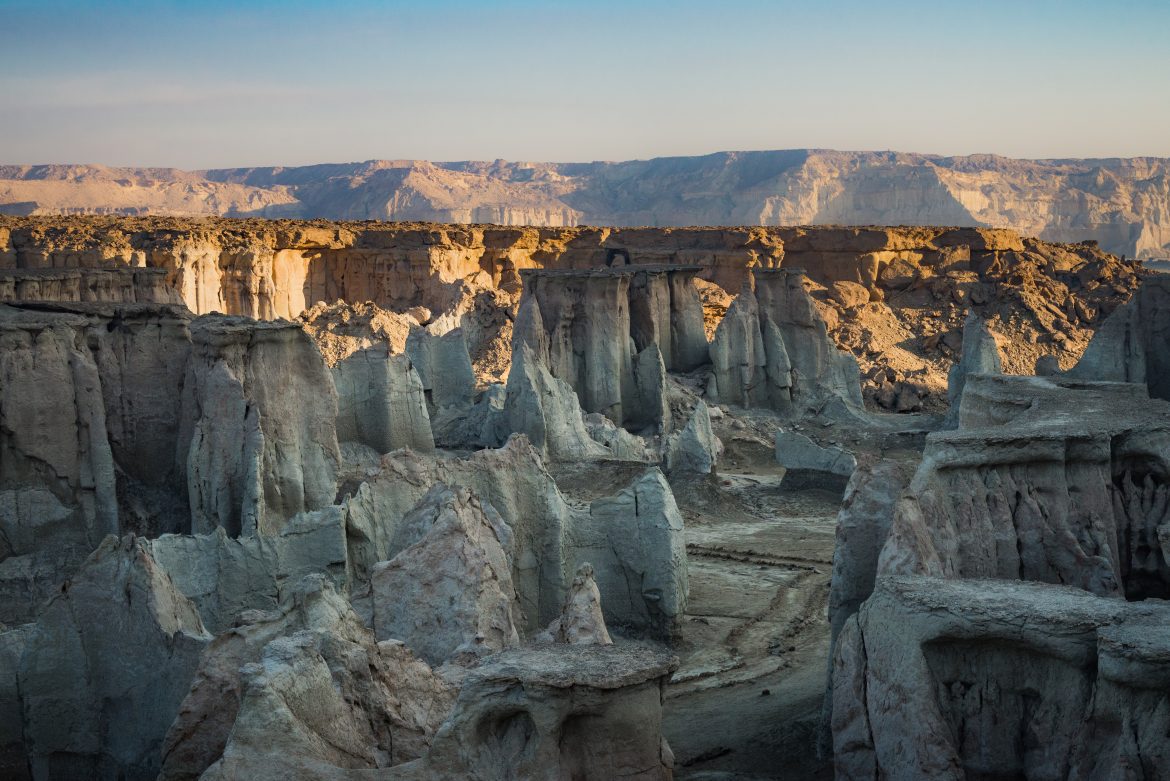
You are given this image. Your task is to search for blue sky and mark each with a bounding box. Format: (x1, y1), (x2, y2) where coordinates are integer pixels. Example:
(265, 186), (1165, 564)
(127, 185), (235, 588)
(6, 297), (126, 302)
(2, 0), (1167, 167)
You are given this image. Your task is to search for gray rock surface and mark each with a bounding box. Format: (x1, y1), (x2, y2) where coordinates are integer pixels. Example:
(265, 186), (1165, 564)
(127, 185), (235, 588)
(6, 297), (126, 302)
(18, 535), (211, 781)
(404, 326), (476, 413)
(388, 644), (677, 781)
(708, 270), (864, 418)
(775, 430), (857, 477)
(371, 485), (522, 665)
(147, 507), (349, 634)
(663, 400), (723, 475)
(535, 563), (613, 646)
(160, 575), (455, 781)
(833, 576), (1170, 781)
(583, 469), (689, 639)
(332, 348), (434, 454)
(1067, 273), (1170, 400)
(943, 311), (1002, 428)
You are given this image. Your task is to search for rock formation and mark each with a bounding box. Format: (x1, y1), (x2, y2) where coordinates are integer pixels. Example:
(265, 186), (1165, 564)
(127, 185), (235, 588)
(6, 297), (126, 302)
(160, 575), (455, 781)
(390, 644), (677, 781)
(775, 431), (857, 486)
(942, 311), (1002, 427)
(6, 152), (1170, 259)
(828, 369), (1170, 778)
(371, 485), (522, 665)
(332, 349), (434, 454)
(833, 576), (1170, 781)
(18, 535), (211, 781)
(1, 216), (1143, 410)
(709, 269), (864, 419)
(583, 469), (689, 639)
(1066, 273), (1170, 401)
(0, 267), (182, 306)
(536, 563), (613, 646)
(663, 400), (723, 475)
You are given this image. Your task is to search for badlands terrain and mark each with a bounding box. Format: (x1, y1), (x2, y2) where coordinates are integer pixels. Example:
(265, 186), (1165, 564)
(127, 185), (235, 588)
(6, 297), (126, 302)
(0, 214), (1168, 781)
(3, 150), (1170, 260)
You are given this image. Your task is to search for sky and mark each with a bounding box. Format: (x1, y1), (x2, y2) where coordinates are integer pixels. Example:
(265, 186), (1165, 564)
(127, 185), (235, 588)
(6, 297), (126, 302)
(2, 0), (1168, 168)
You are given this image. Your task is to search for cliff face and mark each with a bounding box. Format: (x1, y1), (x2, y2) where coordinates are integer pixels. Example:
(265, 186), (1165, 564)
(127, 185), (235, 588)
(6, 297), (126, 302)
(3, 151), (1169, 259)
(0, 216), (1144, 412)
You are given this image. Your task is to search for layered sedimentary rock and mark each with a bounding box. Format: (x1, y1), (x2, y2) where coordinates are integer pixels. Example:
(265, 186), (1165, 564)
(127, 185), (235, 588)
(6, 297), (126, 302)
(882, 377), (1170, 599)
(160, 575), (455, 781)
(512, 266), (705, 430)
(6, 152), (1170, 259)
(0, 267), (182, 305)
(708, 269), (864, 418)
(390, 644), (677, 781)
(18, 535), (211, 781)
(829, 369), (1170, 778)
(833, 577), (1170, 781)
(181, 316), (340, 537)
(1, 216), (1142, 411)
(0, 301), (341, 624)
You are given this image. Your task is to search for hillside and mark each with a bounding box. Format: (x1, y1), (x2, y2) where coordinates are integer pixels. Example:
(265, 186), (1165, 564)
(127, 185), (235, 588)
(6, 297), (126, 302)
(2, 151), (1169, 258)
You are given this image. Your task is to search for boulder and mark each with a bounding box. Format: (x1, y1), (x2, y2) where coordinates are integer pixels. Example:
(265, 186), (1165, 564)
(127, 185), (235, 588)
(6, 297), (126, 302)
(582, 469), (689, 639)
(775, 430), (857, 489)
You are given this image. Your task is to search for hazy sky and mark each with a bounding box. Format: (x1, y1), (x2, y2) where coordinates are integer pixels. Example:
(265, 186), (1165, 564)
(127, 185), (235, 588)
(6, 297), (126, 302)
(2, 0), (1168, 168)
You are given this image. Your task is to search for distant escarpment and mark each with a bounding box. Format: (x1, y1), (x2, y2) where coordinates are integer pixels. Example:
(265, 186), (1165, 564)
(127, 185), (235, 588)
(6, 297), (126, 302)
(2, 151), (1169, 259)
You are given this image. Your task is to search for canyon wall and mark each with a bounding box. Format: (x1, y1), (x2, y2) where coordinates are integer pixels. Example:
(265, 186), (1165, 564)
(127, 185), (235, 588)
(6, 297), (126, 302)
(3, 151), (1169, 258)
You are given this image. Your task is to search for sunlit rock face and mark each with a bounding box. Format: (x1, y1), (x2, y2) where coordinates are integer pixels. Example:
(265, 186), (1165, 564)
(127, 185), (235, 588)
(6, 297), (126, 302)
(5, 152), (1170, 258)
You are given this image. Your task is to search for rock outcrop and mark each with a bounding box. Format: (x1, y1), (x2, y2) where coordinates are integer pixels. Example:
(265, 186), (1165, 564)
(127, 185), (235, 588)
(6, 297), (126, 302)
(1, 216), (1143, 411)
(371, 485), (522, 665)
(0, 267), (182, 306)
(390, 644), (677, 781)
(943, 311), (1002, 427)
(1066, 273), (1170, 401)
(0, 302), (341, 625)
(663, 400), (723, 475)
(514, 266), (705, 429)
(6, 152), (1170, 259)
(583, 469), (689, 639)
(332, 349), (434, 454)
(833, 576), (1170, 781)
(160, 575), (455, 781)
(775, 431), (857, 486)
(536, 563), (613, 647)
(829, 370), (1170, 778)
(708, 269), (864, 418)
(18, 535), (211, 781)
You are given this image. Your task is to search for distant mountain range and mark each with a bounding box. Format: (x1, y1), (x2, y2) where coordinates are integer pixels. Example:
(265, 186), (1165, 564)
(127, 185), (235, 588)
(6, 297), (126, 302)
(2, 150), (1168, 259)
